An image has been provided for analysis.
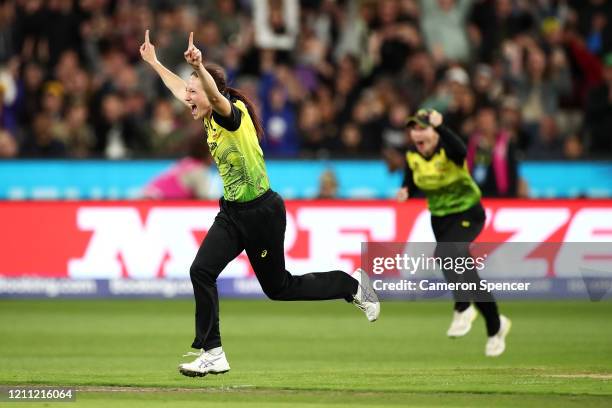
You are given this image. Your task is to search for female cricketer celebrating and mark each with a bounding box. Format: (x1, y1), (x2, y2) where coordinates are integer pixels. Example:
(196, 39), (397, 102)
(140, 30), (380, 377)
(398, 109), (510, 357)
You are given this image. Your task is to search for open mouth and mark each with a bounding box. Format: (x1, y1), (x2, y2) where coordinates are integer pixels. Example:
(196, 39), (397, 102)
(190, 104), (197, 116)
(415, 141), (425, 149)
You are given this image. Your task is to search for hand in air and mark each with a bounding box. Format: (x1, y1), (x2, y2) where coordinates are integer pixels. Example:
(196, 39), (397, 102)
(428, 110), (443, 127)
(184, 32), (203, 68)
(139, 30), (157, 64)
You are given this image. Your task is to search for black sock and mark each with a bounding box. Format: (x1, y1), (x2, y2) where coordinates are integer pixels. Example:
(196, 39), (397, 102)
(454, 302), (470, 312)
(475, 302), (500, 336)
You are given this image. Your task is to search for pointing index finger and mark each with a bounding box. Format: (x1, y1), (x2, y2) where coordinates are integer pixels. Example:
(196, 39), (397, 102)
(189, 31), (193, 48)
(145, 29), (150, 44)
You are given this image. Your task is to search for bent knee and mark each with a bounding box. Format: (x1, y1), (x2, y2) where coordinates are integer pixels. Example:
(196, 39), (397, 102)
(189, 263), (200, 279)
(189, 262), (217, 284)
(262, 286), (287, 301)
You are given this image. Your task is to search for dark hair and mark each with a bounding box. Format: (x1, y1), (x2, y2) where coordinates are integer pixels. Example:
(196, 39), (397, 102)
(192, 64), (264, 141)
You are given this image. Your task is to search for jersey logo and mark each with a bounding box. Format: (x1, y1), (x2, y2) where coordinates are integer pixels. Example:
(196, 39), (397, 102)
(260, 249), (268, 258)
(461, 220), (470, 228)
(208, 141), (217, 151)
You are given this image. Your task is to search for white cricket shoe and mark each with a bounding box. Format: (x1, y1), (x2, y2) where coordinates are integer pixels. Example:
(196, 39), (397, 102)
(447, 305), (478, 338)
(178, 349), (230, 377)
(351, 268), (380, 322)
(485, 315), (512, 357)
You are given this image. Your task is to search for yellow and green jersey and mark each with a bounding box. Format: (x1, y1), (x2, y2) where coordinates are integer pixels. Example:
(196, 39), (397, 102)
(204, 99), (270, 202)
(403, 125), (481, 217)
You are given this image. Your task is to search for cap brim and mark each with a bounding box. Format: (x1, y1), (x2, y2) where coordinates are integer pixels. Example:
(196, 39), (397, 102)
(405, 116), (429, 128)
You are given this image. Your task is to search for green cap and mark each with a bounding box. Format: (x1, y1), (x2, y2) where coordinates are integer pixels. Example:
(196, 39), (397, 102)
(406, 108), (433, 128)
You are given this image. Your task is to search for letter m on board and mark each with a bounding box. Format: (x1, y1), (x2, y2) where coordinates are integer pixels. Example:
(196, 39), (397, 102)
(68, 207), (216, 279)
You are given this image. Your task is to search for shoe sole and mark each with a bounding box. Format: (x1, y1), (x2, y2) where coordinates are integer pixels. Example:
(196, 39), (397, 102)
(178, 367), (230, 377)
(447, 309), (478, 338)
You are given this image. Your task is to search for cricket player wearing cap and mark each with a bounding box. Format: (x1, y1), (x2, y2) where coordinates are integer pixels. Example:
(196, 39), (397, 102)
(398, 109), (511, 357)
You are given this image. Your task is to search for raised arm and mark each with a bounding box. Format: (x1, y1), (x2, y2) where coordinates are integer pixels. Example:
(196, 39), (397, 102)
(183, 32), (233, 117)
(428, 110), (467, 165)
(140, 30), (188, 106)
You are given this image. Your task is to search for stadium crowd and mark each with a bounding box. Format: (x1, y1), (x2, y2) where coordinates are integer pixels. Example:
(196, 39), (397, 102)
(0, 0), (611, 170)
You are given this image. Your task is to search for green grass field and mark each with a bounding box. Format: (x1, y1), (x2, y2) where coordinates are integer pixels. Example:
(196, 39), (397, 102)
(1, 299), (611, 407)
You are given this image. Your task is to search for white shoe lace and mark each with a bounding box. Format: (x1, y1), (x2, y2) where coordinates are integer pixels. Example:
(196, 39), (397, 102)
(361, 284), (377, 303)
(353, 271), (376, 304)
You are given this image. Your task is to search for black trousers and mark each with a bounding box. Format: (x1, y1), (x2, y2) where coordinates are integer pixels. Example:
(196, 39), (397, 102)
(189, 189), (358, 350)
(431, 203), (500, 336)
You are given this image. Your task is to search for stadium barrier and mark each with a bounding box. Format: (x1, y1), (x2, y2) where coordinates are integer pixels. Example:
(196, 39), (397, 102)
(0, 199), (610, 299)
(1, 160), (612, 199)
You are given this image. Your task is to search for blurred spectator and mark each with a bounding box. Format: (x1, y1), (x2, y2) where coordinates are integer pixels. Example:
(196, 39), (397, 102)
(58, 63), (90, 106)
(382, 145), (406, 174)
(0, 60), (18, 133)
(469, 0), (535, 63)
(253, 0), (299, 51)
(585, 53), (612, 155)
(204, 0), (242, 43)
(150, 99), (187, 157)
(526, 116), (564, 160)
(17, 61), (45, 127)
(369, 1), (422, 75)
(398, 49), (436, 110)
(499, 96), (530, 153)
(20, 113), (66, 158)
(154, 5), (189, 71)
(0, 0), (16, 63)
(472, 63), (502, 105)
(299, 99), (331, 157)
(510, 45), (571, 137)
(574, 0), (612, 56)
(335, 122), (365, 155)
(443, 67), (478, 136)
(562, 21), (604, 107)
(421, 66), (470, 113)
(15, 0), (47, 62)
(421, 0), (474, 63)
(62, 102), (95, 158)
(197, 19), (225, 64)
(41, 81), (65, 120)
(261, 84), (299, 156)
(467, 105), (518, 197)
(350, 85), (386, 154)
(0, 128), (17, 158)
(333, 55), (361, 125)
(316, 169), (338, 199)
(93, 93), (148, 159)
(517, 177), (530, 198)
(381, 103), (410, 151)
(564, 135), (584, 160)
(0, 0), (609, 161)
(142, 137), (213, 200)
(44, 0), (83, 68)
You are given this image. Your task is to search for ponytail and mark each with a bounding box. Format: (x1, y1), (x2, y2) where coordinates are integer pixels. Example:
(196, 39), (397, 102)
(226, 86), (265, 142)
(193, 64), (265, 142)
